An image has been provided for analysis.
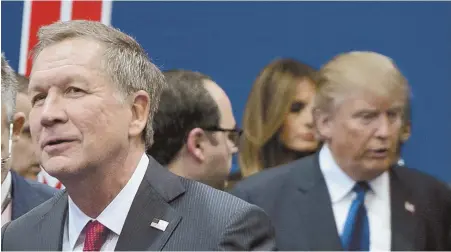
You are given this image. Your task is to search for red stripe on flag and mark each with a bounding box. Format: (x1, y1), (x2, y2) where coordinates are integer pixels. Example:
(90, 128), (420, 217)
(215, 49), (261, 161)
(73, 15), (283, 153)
(26, 0), (62, 76)
(71, 0), (103, 21)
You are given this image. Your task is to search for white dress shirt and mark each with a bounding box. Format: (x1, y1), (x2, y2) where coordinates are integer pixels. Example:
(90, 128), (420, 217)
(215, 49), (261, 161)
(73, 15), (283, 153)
(62, 154), (149, 251)
(319, 145), (391, 251)
(1, 171), (12, 226)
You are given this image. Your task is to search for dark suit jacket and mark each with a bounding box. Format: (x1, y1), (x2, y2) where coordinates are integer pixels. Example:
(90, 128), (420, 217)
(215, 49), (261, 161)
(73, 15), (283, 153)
(10, 171), (57, 220)
(2, 155), (276, 251)
(230, 154), (451, 251)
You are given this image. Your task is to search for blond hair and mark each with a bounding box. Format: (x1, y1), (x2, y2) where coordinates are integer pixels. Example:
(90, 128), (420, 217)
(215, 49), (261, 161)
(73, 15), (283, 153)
(1, 53), (18, 123)
(239, 58), (316, 177)
(32, 20), (166, 147)
(314, 51), (409, 116)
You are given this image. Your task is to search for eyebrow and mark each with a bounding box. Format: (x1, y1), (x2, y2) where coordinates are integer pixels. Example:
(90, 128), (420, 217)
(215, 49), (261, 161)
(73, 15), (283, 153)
(388, 106), (404, 111)
(29, 75), (78, 95)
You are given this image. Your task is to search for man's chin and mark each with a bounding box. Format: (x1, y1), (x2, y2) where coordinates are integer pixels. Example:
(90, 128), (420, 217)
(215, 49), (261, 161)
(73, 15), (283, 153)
(361, 161), (391, 177)
(42, 157), (77, 177)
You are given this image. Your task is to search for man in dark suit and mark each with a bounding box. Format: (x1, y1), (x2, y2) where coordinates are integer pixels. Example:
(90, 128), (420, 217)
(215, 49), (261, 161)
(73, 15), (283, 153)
(1, 53), (56, 226)
(2, 20), (275, 251)
(147, 70), (240, 190)
(231, 51), (451, 251)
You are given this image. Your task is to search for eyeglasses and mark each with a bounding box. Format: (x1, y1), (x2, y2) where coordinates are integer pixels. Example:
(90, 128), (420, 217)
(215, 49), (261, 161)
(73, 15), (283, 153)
(203, 127), (242, 147)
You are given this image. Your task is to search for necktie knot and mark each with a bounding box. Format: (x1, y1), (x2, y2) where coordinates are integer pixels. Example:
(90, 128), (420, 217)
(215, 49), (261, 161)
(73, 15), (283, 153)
(353, 181), (370, 195)
(83, 220), (108, 251)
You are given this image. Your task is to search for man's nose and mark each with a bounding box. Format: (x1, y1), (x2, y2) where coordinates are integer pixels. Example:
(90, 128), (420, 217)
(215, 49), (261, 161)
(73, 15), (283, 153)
(374, 115), (391, 139)
(40, 94), (68, 127)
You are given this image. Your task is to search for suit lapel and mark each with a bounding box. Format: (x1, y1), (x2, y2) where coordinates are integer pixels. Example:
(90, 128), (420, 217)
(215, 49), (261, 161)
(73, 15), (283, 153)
(288, 155), (343, 251)
(390, 168), (423, 250)
(33, 190), (68, 251)
(115, 156), (185, 251)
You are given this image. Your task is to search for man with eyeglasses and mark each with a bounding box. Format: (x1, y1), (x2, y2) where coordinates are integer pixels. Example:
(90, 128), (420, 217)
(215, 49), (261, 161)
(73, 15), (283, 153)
(1, 53), (56, 227)
(147, 69), (241, 190)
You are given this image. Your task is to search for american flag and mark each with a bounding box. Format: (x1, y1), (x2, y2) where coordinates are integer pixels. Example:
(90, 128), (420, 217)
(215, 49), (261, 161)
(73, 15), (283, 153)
(18, 0), (112, 76)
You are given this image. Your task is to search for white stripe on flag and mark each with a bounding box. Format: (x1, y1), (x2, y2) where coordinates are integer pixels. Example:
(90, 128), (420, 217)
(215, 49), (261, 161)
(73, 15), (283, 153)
(60, 0), (73, 22)
(18, 0), (32, 75)
(101, 0), (113, 25)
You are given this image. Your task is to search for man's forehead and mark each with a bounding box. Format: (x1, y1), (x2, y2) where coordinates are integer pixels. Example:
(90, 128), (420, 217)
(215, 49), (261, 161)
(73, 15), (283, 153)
(29, 40), (105, 93)
(203, 80), (236, 127)
(31, 38), (103, 74)
(341, 91), (405, 110)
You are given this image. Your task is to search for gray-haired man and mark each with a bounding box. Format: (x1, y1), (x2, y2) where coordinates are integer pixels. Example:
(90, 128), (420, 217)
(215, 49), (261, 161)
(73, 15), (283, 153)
(1, 21), (275, 251)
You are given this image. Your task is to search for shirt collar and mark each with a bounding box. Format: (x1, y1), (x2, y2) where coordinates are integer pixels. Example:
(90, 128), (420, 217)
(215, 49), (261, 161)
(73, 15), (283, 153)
(319, 144), (389, 203)
(368, 169), (389, 200)
(67, 153), (149, 250)
(67, 197), (91, 250)
(2, 171), (12, 204)
(319, 145), (355, 203)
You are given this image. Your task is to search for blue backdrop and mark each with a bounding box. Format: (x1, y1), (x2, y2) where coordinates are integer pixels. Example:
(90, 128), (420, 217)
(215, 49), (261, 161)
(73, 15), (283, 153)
(2, 2), (450, 181)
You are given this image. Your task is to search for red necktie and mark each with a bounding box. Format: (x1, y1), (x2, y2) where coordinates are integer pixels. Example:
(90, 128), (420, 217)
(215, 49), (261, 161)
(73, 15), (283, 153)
(83, 220), (108, 251)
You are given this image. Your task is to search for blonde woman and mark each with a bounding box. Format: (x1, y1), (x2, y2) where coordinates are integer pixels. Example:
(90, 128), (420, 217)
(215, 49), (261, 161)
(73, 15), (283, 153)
(239, 58), (319, 177)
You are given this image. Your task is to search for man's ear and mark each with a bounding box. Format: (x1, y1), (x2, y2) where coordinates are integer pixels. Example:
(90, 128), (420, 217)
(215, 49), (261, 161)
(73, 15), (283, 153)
(313, 108), (333, 141)
(400, 123), (411, 143)
(186, 128), (208, 162)
(12, 112), (25, 140)
(128, 90), (150, 138)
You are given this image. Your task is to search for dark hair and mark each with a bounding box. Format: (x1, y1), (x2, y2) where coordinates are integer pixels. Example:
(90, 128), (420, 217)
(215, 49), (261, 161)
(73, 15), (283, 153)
(15, 73), (29, 94)
(147, 69), (220, 165)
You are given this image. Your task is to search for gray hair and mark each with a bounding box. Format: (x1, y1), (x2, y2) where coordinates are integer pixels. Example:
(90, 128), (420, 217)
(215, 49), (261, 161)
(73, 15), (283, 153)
(32, 20), (166, 147)
(1, 53), (18, 123)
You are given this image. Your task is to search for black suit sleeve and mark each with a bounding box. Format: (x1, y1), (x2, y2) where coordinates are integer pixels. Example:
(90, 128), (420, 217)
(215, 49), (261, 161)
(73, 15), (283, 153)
(218, 204), (276, 251)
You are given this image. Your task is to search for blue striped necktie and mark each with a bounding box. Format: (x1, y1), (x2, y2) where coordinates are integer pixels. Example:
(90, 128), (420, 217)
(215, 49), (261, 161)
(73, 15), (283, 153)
(341, 181), (370, 251)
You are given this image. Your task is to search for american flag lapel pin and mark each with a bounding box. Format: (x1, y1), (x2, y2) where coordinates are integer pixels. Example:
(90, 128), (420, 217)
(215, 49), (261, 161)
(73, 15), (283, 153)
(404, 201), (415, 213)
(150, 218), (169, 231)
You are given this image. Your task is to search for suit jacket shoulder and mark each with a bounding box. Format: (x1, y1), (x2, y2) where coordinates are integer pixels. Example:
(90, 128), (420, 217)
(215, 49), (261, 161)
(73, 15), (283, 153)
(2, 189), (67, 251)
(26, 178), (58, 198)
(392, 165), (451, 212)
(391, 165), (451, 250)
(394, 165), (451, 193)
(11, 172), (58, 219)
(230, 154), (346, 251)
(3, 156), (276, 251)
(168, 178), (276, 250)
(230, 155), (315, 203)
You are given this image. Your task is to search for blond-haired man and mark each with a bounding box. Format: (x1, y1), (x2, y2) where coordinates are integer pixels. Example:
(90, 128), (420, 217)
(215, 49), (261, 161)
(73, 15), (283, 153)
(2, 20), (275, 251)
(232, 51), (451, 250)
